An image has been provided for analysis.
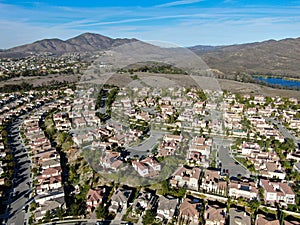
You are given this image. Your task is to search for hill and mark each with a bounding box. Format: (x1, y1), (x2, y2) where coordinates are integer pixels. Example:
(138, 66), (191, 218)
(1, 33), (300, 78)
(191, 38), (300, 77)
(0, 33), (138, 57)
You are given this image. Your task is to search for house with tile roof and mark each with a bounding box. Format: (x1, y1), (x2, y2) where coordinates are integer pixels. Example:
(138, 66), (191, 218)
(132, 157), (161, 177)
(178, 196), (201, 225)
(170, 166), (201, 191)
(201, 168), (227, 195)
(229, 177), (258, 200)
(260, 179), (295, 205)
(86, 187), (106, 212)
(204, 204), (226, 225)
(131, 190), (157, 217)
(109, 187), (132, 214)
(156, 195), (179, 223)
(255, 214), (280, 225)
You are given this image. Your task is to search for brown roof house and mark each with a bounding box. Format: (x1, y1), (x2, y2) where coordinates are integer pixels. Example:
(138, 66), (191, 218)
(201, 168), (227, 196)
(255, 214), (280, 225)
(170, 166), (201, 191)
(229, 177), (258, 200)
(204, 204), (226, 225)
(86, 187), (106, 212)
(260, 179), (295, 205)
(178, 196), (202, 225)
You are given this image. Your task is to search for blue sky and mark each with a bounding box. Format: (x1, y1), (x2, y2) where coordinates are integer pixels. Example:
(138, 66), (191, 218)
(0, 0), (300, 48)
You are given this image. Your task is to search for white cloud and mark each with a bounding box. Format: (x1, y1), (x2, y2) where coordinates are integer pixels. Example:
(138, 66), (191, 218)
(54, 13), (207, 29)
(155, 0), (204, 8)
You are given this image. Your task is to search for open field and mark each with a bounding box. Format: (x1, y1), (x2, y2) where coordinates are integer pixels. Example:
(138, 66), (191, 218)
(0, 74), (80, 87)
(1, 71), (299, 100)
(105, 73), (300, 99)
(104, 72), (219, 89)
(218, 79), (300, 99)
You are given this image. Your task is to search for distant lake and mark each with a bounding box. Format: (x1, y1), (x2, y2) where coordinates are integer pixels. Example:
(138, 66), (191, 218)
(255, 77), (300, 89)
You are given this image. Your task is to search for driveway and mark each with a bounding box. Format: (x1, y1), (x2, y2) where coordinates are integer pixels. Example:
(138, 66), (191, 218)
(110, 206), (127, 225)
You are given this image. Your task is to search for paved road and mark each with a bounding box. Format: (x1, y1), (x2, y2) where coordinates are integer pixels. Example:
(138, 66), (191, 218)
(43, 219), (119, 225)
(4, 117), (33, 225)
(127, 131), (165, 156)
(267, 118), (300, 145)
(213, 138), (250, 178)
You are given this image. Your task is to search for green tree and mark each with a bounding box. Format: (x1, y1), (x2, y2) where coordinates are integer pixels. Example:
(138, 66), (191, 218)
(56, 207), (64, 220)
(43, 210), (51, 223)
(197, 90), (207, 101)
(161, 180), (169, 195)
(142, 210), (155, 225)
(96, 204), (108, 219)
(69, 202), (84, 216)
(177, 187), (186, 198)
(248, 199), (260, 214)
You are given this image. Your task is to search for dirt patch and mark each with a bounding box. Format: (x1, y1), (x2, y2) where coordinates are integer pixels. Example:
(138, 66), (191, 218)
(105, 72), (204, 88)
(0, 74), (80, 87)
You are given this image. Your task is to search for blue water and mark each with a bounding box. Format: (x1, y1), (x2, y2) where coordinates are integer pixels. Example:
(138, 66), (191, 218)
(255, 77), (300, 88)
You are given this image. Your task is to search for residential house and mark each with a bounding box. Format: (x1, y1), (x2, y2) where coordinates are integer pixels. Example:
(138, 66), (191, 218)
(229, 177), (258, 200)
(34, 197), (65, 221)
(241, 142), (261, 155)
(229, 208), (251, 225)
(86, 187), (106, 212)
(132, 157), (161, 177)
(178, 196), (201, 225)
(156, 195), (179, 223)
(188, 136), (211, 166)
(35, 187), (65, 205)
(255, 214), (280, 225)
(100, 151), (123, 171)
(41, 166), (62, 178)
(36, 175), (62, 194)
(261, 161), (286, 180)
(39, 159), (61, 170)
(204, 204), (226, 225)
(109, 187), (132, 214)
(131, 190), (157, 217)
(260, 179), (295, 205)
(170, 166), (201, 191)
(158, 139), (179, 157)
(201, 168), (227, 195)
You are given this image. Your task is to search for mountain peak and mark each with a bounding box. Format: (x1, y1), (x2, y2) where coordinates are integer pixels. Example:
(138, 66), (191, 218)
(0, 33), (138, 57)
(67, 32), (112, 41)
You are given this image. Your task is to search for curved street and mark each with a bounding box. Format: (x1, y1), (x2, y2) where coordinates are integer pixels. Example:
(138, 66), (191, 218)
(4, 116), (33, 225)
(126, 131), (165, 157)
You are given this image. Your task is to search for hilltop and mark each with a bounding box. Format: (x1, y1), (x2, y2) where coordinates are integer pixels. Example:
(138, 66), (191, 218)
(192, 38), (300, 78)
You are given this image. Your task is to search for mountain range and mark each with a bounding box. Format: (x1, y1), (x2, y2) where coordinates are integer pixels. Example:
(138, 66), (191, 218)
(1, 32), (300, 77)
(194, 38), (300, 77)
(0, 33), (138, 58)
